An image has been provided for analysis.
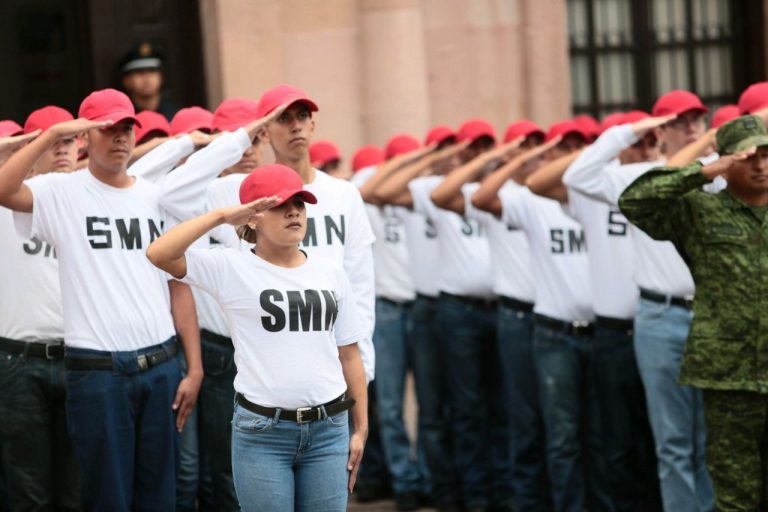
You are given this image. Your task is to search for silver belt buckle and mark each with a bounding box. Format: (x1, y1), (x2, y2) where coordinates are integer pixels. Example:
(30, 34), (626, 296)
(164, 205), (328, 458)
(137, 354), (149, 371)
(44, 343), (60, 360)
(295, 406), (313, 423)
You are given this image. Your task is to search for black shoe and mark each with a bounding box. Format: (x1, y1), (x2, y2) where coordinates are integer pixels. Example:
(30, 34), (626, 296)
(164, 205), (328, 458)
(395, 491), (422, 511)
(354, 481), (392, 503)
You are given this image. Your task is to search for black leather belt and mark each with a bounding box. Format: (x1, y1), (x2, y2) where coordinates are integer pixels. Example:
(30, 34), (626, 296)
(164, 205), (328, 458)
(65, 339), (178, 371)
(0, 337), (65, 360)
(378, 297), (414, 308)
(236, 393), (355, 424)
(640, 288), (694, 310)
(415, 293), (438, 303)
(534, 314), (595, 337)
(595, 316), (634, 332)
(201, 329), (233, 349)
(440, 292), (497, 309)
(498, 296), (534, 313)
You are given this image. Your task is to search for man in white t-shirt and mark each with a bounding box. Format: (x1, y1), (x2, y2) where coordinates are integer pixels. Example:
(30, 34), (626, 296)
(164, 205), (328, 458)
(0, 106), (81, 510)
(0, 89), (202, 511)
(562, 90), (716, 512)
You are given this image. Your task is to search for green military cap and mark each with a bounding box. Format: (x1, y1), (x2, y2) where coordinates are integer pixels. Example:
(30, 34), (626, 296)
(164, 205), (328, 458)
(716, 114), (768, 155)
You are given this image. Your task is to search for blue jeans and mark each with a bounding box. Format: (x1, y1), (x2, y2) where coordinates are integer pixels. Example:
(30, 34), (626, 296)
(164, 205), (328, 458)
(411, 295), (458, 506)
(437, 294), (512, 508)
(0, 344), (80, 511)
(231, 403), (349, 512)
(533, 322), (602, 512)
(496, 304), (552, 511)
(373, 298), (424, 495)
(634, 298), (714, 512)
(592, 321), (660, 511)
(197, 332), (240, 510)
(65, 339), (180, 512)
(176, 355), (215, 512)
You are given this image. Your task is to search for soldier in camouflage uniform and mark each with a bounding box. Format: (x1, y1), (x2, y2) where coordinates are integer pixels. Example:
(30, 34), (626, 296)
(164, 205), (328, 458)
(618, 114), (768, 512)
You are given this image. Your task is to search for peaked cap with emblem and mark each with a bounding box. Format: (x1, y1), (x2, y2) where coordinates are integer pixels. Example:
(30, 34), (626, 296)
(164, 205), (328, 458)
(716, 114), (768, 155)
(120, 42), (163, 75)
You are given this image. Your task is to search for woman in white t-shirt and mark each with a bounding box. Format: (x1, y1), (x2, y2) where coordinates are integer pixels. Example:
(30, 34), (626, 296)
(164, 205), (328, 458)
(147, 163), (368, 512)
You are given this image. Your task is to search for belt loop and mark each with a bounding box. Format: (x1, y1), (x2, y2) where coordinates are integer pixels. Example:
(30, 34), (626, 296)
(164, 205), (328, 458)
(320, 404), (328, 420)
(274, 408), (282, 424)
(664, 293), (672, 307)
(21, 341), (30, 360)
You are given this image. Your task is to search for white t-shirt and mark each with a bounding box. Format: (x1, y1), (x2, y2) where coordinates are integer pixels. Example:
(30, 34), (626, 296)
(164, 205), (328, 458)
(563, 124), (694, 296)
(409, 175), (493, 298)
(0, 208), (63, 341)
(183, 249), (364, 409)
(463, 181), (534, 303)
(168, 161), (378, 381)
(565, 184), (638, 319)
(128, 135), (195, 183)
(16, 170), (175, 351)
(500, 187), (593, 322)
(396, 208), (440, 298)
(350, 167), (415, 302)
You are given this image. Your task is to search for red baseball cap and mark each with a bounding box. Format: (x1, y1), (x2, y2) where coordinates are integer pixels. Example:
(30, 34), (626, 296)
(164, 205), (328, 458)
(545, 120), (588, 142)
(503, 120), (544, 143)
(255, 84), (319, 119)
(738, 82), (768, 114)
(457, 118), (496, 144)
(385, 134), (420, 160)
(424, 125), (456, 146)
(621, 110), (651, 125)
(24, 106), (73, 134)
(212, 99), (259, 132)
(135, 111), (170, 143)
(652, 90), (708, 117)
(573, 115), (601, 141)
(0, 120), (23, 137)
(239, 163), (317, 206)
(710, 104), (740, 129)
(170, 106), (213, 135)
(352, 145), (385, 172)
(309, 140), (341, 167)
(78, 88), (141, 127)
(599, 112), (626, 133)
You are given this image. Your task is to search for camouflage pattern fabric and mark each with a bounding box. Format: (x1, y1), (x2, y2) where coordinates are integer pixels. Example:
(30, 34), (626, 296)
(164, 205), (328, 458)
(702, 389), (768, 511)
(619, 162), (768, 392)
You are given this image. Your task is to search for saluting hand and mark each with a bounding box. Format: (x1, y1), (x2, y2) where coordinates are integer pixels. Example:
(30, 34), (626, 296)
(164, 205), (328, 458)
(217, 196), (281, 226)
(631, 114), (677, 138)
(0, 130), (41, 160)
(244, 101), (292, 142)
(51, 118), (113, 139)
(701, 147), (756, 179)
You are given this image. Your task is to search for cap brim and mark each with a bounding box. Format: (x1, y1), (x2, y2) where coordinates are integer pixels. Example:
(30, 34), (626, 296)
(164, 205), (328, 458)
(725, 134), (768, 154)
(275, 189), (318, 206)
(91, 111), (142, 128)
(286, 97), (319, 113)
(675, 106), (709, 116)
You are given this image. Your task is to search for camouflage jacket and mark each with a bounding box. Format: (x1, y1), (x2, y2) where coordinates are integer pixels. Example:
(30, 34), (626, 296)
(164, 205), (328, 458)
(619, 162), (768, 392)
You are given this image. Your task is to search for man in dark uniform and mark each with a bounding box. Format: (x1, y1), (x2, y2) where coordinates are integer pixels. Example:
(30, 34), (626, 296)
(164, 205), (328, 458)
(619, 115), (768, 512)
(120, 42), (181, 121)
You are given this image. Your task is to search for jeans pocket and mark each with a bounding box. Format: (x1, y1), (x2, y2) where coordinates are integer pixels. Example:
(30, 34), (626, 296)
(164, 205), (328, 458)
(0, 350), (24, 375)
(326, 410), (348, 428)
(232, 407), (274, 434)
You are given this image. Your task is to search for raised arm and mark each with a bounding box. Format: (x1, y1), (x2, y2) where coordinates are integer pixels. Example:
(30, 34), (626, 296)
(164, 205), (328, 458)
(563, 115), (673, 203)
(526, 149), (583, 201)
(146, 196), (279, 278)
(357, 145), (434, 205)
(471, 137), (560, 215)
(666, 128), (717, 167)
(431, 138), (521, 214)
(0, 131), (41, 166)
(618, 153), (746, 241)
(128, 133), (205, 183)
(375, 142), (467, 207)
(0, 119), (108, 212)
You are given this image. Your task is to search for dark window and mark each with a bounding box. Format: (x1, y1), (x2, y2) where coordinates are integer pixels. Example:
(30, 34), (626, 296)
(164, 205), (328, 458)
(568, 0), (765, 117)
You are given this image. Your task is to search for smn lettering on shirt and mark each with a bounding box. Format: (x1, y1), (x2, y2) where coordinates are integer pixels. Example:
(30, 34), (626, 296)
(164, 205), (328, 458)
(549, 228), (587, 254)
(302, 215), (345, 247)
(260, 289), (339, 332)
(86, 216), (164, 250)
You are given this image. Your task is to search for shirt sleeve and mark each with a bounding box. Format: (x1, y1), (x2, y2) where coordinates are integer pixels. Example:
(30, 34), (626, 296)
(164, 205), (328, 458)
(461, 182), (492, 226)
(331, 265), (366, 347)
(205, 176), (246, 249)
(408, 176), (442, 219)
(618, 162), (708, 244)
(128, 136), (195, 183)
(16, 173), (65, 244)
(342, 229), (376, 381)
(180, 248), (231, 301)
(158, 129), (252, 221)
(499, 185), (529, 229)
(563, 124), (639, 204)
